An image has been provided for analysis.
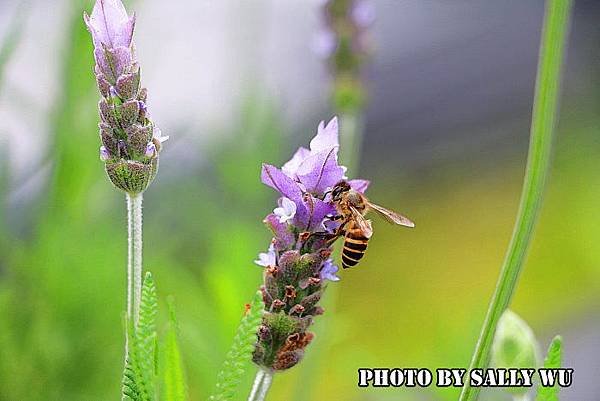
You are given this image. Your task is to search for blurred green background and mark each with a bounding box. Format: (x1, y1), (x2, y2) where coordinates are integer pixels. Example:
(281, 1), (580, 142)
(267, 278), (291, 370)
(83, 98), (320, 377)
(0, 1), (598, 400)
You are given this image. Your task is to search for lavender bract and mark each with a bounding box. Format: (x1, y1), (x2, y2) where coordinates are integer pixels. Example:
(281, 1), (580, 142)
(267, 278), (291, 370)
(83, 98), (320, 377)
(252, 117), (369, 371)
(85, 0), (166, 194)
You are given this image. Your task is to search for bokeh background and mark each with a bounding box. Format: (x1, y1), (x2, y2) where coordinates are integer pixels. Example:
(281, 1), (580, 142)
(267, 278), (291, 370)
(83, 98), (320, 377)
(0, 0), (598, 400)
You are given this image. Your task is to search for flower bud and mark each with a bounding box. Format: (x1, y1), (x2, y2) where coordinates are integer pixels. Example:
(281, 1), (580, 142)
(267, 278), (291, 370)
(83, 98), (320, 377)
(85, 0), (165, 194)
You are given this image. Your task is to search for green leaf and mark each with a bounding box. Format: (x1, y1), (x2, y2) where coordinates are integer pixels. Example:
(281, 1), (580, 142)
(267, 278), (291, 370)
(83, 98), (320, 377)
(535, 336), (563, 401)
(161, 298), (188, 401)
(208, 291), (265, 401)
(122, 272), (158, 401)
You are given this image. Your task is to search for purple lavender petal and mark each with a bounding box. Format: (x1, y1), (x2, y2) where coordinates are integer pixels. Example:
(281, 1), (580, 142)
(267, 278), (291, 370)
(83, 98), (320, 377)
(264, 214), (295, 250)
(348, 179), (370, 193)
(85, 0), (135, 48)
(320, 259), (340, 282)
(296, 147), (345, 195)
(309, 116), (339, 153)
(261, 164), (303, 202)
(254, 244), (277, 267)
(262, 164), (309, 222)
(281, 147), (310, 178)
(273, 197), (297, 223)
(303, 196), (336, 231)
(144, 142), (156, 158)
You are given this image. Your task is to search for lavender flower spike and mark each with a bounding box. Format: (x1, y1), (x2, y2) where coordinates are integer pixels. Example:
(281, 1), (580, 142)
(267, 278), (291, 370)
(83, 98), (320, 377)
(252, 117), (369, 371)
(85, 0), (166, 194)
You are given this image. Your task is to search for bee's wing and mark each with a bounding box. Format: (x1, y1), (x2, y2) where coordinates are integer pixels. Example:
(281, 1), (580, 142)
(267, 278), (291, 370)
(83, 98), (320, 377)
(349, 206), (374, 238)
(368, 202), (415, 228)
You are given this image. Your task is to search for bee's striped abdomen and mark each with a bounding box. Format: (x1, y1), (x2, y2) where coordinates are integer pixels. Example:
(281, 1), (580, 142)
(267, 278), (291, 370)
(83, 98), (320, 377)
(342, 226), (369, 269)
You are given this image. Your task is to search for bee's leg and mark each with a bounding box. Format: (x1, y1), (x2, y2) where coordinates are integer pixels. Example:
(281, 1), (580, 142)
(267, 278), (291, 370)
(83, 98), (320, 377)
(303, 231), (338, 242)
(325, 227), (345, 246)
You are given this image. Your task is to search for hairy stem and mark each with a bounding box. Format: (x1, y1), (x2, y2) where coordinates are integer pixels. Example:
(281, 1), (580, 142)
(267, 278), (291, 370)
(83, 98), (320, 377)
(459, 1), (572, 400)
(127, 193), (144, 329)
(247, 369), (264, 401)
(127, 195), (133, 325)
(248, 369), (272, 401)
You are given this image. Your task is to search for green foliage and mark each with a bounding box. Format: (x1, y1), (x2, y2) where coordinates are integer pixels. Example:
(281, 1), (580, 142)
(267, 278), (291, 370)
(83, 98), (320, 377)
(209, 291), (265, 401)
(122, 272), (158, 401)
(459, 1), (572, 400)
(161, 298), (188, 401)
(535, 336), (563, 401)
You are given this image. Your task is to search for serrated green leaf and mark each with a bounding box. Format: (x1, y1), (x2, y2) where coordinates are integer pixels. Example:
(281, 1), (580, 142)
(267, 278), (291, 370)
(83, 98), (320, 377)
(535, 335), (563, 401)
(121, 272), (159, 401)
(208, 291), (265, 401)
(161, 298), (188, 401)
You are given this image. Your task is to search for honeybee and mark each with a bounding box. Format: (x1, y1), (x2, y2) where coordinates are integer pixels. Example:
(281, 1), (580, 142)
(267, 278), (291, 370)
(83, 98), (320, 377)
(328, 180), (414, 269)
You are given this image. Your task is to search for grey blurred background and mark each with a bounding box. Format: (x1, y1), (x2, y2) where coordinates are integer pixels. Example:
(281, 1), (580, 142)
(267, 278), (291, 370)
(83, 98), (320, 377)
(0, 1), (598, 400)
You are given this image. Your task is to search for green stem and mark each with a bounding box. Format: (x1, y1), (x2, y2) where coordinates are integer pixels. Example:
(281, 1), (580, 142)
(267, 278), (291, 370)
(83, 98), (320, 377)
(339, 112), (364, 177)
(459, 1), (572, 400)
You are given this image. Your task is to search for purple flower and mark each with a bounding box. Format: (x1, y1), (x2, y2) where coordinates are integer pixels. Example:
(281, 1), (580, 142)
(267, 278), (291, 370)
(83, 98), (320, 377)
(254, 244), (277, 268)
(253, 116), (372, 372)
(144, 142), (156, 158)
(273, 197), (297, 223)
(261, 116), (348, 230)
(279, 117), (345, 189)
(320, 259), (340, 282)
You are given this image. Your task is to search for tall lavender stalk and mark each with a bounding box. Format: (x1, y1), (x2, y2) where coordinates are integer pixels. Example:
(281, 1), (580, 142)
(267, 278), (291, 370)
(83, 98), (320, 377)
(248, 117), (371, 400)
(84, 0), (167, 360)
(317, 0), (374, 173)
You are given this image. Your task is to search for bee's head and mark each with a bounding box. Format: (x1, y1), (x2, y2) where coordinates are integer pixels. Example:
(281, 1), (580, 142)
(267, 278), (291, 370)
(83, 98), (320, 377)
(330, 180), (351, 202)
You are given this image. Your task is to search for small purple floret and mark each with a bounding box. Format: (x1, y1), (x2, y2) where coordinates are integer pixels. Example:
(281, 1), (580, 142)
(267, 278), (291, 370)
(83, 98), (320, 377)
(144, 142), (156, 158)
(254, 244), (277, 267)
(100, 145), (110, 161)
(273, 197), (297, 223)
(320, 259), (340, 282)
